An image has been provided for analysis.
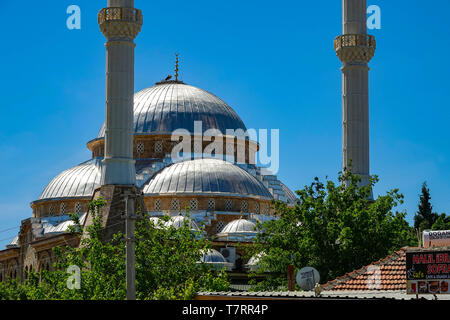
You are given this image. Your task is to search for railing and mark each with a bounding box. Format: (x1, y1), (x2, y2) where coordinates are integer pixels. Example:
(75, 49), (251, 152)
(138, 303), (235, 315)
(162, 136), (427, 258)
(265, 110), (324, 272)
(98, 7), (143, 25)
(334, 34), (376, 51)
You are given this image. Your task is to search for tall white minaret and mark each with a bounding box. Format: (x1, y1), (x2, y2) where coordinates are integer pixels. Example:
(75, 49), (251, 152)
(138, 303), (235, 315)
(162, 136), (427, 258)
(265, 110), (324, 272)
(98, 0), (142, 185)
(334, 0), (376, 188)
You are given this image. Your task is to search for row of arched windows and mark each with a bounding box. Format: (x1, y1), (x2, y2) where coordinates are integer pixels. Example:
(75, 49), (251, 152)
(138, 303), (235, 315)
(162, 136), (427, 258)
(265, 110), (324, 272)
(152, 198), (269, 214)
(34, 202), (84, 217)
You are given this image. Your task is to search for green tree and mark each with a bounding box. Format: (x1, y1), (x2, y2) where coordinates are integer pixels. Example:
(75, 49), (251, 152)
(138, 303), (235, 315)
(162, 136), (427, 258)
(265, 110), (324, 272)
(414, 182), (438, 232)
(0, 198), (229, 300)
(431, 213), (450, 230)
(247, 171), (417, 290)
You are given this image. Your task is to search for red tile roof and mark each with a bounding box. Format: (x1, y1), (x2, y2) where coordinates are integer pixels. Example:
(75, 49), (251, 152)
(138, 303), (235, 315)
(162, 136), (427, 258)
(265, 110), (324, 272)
(321, 247), (417, 291)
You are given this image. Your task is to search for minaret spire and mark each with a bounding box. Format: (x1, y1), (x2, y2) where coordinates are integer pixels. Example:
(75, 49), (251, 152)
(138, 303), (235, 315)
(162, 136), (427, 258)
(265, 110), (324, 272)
(175, 53), (179, 81)
(334, 0), (376, 193)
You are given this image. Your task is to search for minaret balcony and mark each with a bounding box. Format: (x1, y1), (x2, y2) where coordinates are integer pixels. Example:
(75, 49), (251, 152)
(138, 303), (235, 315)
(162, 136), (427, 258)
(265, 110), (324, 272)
(98, 7), (143, 24)
(334, 34), (376, 63)
(98, 7), (143, 40)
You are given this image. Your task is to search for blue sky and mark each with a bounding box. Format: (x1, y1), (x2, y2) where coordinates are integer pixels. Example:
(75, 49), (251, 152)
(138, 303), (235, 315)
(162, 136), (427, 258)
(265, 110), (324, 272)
(0, 0), (449, 248)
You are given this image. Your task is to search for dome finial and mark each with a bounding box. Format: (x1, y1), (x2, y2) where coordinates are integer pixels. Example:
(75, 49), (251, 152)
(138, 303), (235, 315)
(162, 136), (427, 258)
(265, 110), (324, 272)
(175, 53), (180, 81)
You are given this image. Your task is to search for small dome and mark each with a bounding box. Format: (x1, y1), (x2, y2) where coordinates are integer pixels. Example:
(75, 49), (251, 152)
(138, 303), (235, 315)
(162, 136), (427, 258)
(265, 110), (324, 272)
(246, 252), (266, 266)
(165, 215), (200, 230)
(200, 249), (228, 263)
(149, 217), (165, 229)
(36, 159), (102, 202)
(143, 159), (273, 200)
(198, 249), (233, 271)
(97, 82), (247, 137)
(280, 181), (298, 205)
(221, 218), (257, 234)
(245, 252), (268, 272)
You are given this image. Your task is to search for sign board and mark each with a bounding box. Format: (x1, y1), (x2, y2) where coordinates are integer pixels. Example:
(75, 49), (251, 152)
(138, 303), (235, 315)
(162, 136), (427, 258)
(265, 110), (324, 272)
(296, 267), (320, 291)
(406, 250), (450, 294)
(423, 230), (450, 248)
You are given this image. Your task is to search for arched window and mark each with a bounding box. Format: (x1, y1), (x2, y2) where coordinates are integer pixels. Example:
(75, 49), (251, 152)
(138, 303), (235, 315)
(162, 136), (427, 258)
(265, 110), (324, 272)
(207, 199), (215, 211)
(137, 141), (144, 155)
(241, 201), (248, 213)
(254, 202), (260, 214)
(154, 199), (161, 211)
(189, 199), (198, 211)
(216, 220), (226, 233)
(75, 202), (82, 214)
(61, 203), (67, 214)
(171, 199), (180, 211)
(225, 199), (232, 211)
(154, 141), (163, 154)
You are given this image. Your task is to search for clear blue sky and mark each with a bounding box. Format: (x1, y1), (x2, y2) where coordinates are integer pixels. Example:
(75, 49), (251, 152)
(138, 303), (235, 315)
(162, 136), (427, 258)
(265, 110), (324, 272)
(1, 0), (449, 248)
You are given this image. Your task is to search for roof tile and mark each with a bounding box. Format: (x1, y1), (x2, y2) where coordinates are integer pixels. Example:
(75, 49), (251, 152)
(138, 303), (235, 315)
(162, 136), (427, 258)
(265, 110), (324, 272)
(321, 247), (415, 291)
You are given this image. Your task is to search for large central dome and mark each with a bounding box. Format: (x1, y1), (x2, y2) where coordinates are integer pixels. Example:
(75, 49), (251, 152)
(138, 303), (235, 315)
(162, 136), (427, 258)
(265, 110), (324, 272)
(97, 82), (247, 137)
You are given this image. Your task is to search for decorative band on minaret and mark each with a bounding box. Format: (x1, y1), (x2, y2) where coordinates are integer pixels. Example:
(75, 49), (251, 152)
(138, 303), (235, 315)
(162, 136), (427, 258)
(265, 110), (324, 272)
(334, 0), (376, 189)
(98, 0), (143, 186)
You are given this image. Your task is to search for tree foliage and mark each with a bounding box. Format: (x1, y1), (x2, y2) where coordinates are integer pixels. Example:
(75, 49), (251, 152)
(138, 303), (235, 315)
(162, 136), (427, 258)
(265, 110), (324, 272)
(414, 182), (439, 231)
(0, 198), (229, 300)
(431, 214), (450, 231)
(246, 171), (417, 290)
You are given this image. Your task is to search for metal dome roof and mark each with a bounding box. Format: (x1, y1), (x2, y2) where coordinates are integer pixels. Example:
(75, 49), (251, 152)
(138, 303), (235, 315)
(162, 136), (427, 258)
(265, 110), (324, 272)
(165, 215), (200, 230)
(200, 249), (228, 263)
(97, 82), (246, 137)
(37, 159), (102, 202)
(142, 158), (273, 199)
(279, 181), (298, 205)
(221, 218), (257, 234)
(246, 252), (266, 266)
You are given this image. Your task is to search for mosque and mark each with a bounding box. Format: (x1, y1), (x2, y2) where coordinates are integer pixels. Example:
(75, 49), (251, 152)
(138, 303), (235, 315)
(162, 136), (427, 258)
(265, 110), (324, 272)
(0, 3), (300, 282)
(0, 0), (374, 286)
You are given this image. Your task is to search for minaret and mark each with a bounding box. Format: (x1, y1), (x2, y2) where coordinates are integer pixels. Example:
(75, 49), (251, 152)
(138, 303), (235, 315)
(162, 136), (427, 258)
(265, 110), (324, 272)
(95, 1), (145, 299)
(334, 0), (376, 189)
(99, 0), (142, 186)
(87, 1), (146, 243)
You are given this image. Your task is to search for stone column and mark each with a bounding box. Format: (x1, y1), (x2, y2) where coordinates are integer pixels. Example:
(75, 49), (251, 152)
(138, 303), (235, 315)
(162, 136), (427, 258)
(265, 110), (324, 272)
(98, 0), (142, 186)
(334, 0), (376, 189)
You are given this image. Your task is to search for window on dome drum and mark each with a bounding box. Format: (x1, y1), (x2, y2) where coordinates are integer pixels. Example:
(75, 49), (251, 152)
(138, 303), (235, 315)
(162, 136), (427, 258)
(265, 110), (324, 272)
(75, 202), (82, 214)
(264, 204), (269, 214)
(216, 220), (226, 233)
(190, 199), (198, 211)
(225, 199), (232, 211)
(207, 199), (215, 211)
(154, 141), (163, 154)
(254, 202), (260, 214)
(49, 205), (54, 216)
(61, 203), (67, 214)
(154, 199), (161, 211)
(171, 199), (180, 211)
(241, 201), (248, 213)
(137, 142), (144, 154)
